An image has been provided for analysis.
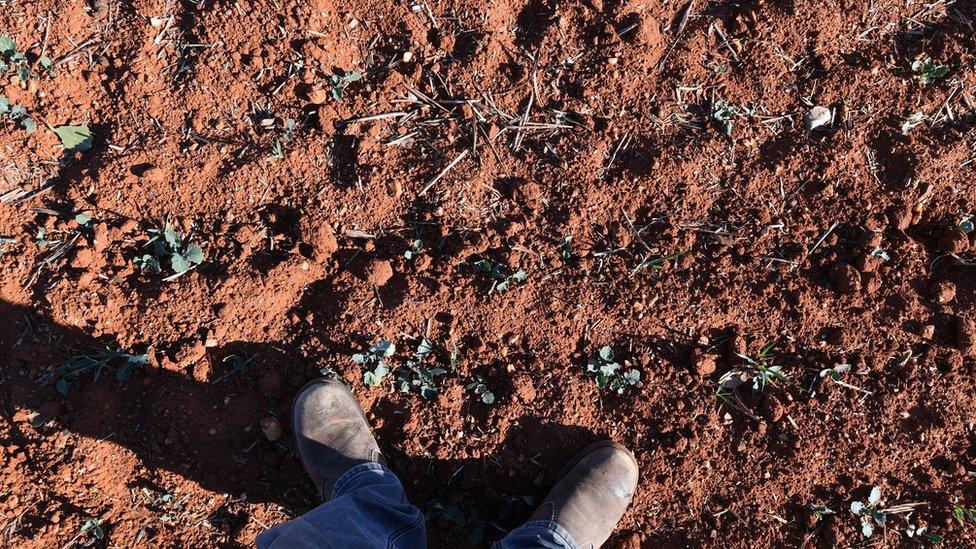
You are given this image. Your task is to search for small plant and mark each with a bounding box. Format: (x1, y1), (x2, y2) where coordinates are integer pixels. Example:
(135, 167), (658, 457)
(912, 57), (948, 86)
(396, 338), (447, 399)
(0, 236), (15, 256)
(906, 522), (943, 544)
(558, 235), (574, 260)
(267, 118), (296, 162)
(870, 247), (891, 261)
(959, 215), (974, 234)
(818, 362), (872, 394)
(0, 34), (53, 80)
(466, 377), (495, 404)
(216, 353), (255, 382)
(133, 222), (204, 279)
(56, 347), (150, 395)
(902, 112), (926, 133)
(712, 99), (735, 137)
(716, 341), (788, 420)
(952, 505), (976, 526)
(851, 486), (886, 537)
(632, 249), (690, 275)
(354, 341), (396, 387)
(473, 258), (527, 292)
(809, 503), (835, 523)
(404, 238), (423, 260)
(0, 95), (36, 133)
(54, 124), (93, 153)
(729, 341), (788, 392)
(329, 70), (362, 100)
(585, 346), (640, 394)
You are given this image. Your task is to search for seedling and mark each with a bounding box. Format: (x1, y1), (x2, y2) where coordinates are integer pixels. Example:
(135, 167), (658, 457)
(56, 346), (150, 395)
(818, 363), (872, 394)
(0, 236), (14, 255)
(906, 522), (943, 544)
(426, 500), (486, 545)
(64, 518), (104, 547)
(851, 486), (886, 537)
(716, 341), (787, 420)
(329, 70), (362, 100)
(0, 95), (36, 133)
(902, 112), (926, 133)
(952, 505), (976, 526)
(216, 353), (255, 382)
(725, 341), (788, 392)
(712, 99), (736, 137)
(54, 124), (93, 153)
(585, 346), (640, 394)
(959, 215), (974, 234)
(396, 338), (447, 399)
(267, 118), (296, 162)
(404, 238), (423, 260)
(809, 503), (835, 523)
(558, 235), (574, 260)
(912, 57), (948, 86)
(631, 249), (690, 275)
(0, 34), (53, 80)
(870, 247), (891, 261)
(473, 258), (527, 292)
(354, 341), (396, 387)
(133, 222), (204, 279)
(466, 377), (495, 404)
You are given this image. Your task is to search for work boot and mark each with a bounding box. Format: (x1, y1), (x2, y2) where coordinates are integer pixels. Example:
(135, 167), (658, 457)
(529, 441), (639, 547)
(293, 379), (386, 500)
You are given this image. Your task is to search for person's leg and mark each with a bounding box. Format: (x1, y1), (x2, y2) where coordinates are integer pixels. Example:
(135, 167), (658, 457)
(257, 379), (426, 549)
(494, 441), (638, 549)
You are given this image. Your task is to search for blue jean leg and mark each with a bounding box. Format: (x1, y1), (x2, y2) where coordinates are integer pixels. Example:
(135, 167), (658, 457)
(257, 462), (427, 549)
(493, 520), (580, 549)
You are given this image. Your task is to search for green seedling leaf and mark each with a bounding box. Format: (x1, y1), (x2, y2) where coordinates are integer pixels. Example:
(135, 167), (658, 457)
(54, 124), (93, 152)
(20, 116), (35, 133)
(0, 36), (14, 56)
(75, 213), (92, 227)
(0, 95), (9, 114)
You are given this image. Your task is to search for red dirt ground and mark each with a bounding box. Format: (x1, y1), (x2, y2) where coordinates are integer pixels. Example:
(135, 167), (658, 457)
(1, 0), (975, 547)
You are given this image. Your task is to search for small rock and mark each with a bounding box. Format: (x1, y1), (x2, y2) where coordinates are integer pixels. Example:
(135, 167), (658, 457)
(920, 324), (936, 340)
(804, 106), (832, 131)
(304, 221), (338, 261)
(828, 262), (861, 294)
(937, 229), (969, 254)
(260, 417), (283, 441)
(930, 280), (956, 303)
(366, 259), (394, 286)
(762, 395), (785, 422)
(308, 88), (328, 105)
(691, 349), (716, 376)
(956, 316), (976, 355)
(887, 204), (913, 230)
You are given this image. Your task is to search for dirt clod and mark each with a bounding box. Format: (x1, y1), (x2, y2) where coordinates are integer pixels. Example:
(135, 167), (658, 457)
(930, 280), (956, 304)
(691, 349), (717, 376)
(366, 259), (394, 286)
(937, 229), (969, 254)
(828, 262), (861, 294)
(956, 316), (976, 355)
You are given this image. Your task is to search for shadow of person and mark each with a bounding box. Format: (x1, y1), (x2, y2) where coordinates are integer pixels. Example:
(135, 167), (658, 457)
(0, 299), (605, 547)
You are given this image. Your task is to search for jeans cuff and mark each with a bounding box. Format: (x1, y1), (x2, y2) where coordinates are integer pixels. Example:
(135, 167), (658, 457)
(498, 519), (580, 549)
(330, 461), (394, 499)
